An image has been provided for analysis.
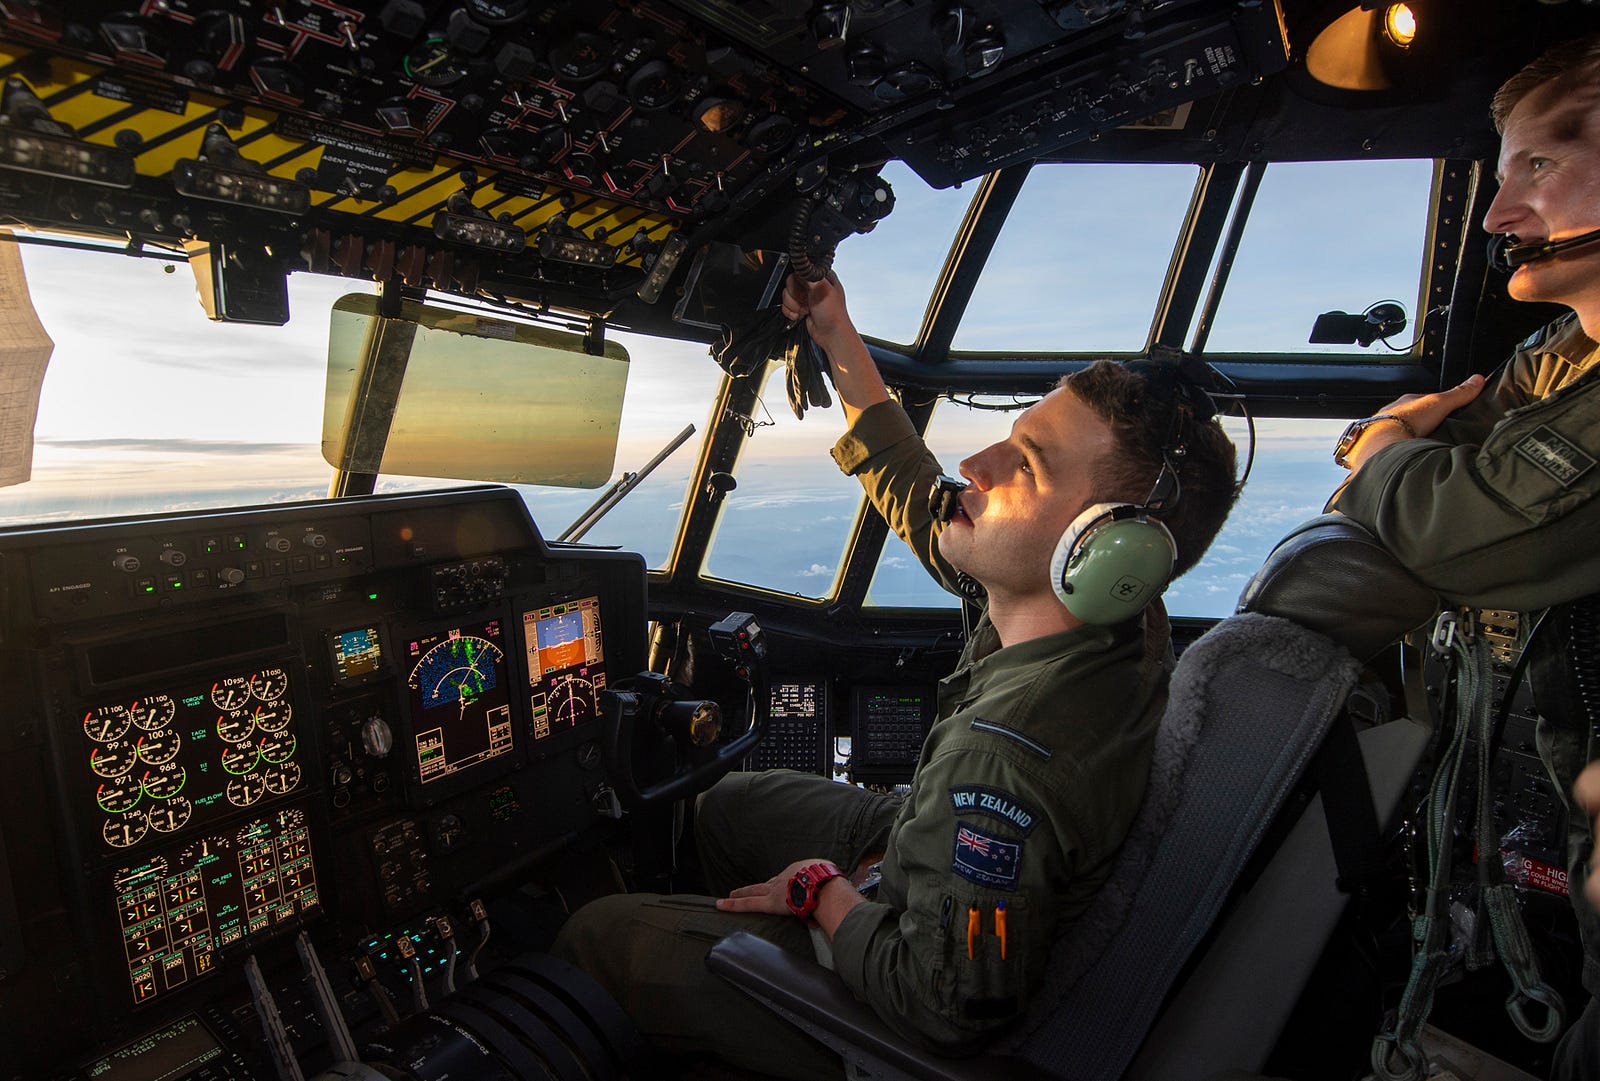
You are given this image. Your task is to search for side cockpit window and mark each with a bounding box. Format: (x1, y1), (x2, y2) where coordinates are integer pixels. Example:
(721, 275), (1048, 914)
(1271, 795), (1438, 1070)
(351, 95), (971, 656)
(1196, 159), (1436, 356)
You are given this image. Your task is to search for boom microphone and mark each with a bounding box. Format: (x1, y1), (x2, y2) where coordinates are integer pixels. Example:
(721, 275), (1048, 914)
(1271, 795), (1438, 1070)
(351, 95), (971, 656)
(1487, 228), (1600, 273)
(928, 474), (968, 524)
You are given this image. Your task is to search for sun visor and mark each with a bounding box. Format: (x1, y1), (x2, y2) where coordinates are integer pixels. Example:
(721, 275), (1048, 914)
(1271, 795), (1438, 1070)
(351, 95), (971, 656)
(323, 294), (628, 488)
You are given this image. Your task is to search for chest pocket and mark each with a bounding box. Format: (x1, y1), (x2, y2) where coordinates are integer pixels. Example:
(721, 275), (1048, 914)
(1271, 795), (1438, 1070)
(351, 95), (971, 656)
(1479, 384), (1600, 522)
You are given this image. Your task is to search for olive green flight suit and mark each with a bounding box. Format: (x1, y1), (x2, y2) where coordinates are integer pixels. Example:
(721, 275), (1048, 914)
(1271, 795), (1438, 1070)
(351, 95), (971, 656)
(1329, 314), (1600, 1076)
(554, 400), (1168, 1077)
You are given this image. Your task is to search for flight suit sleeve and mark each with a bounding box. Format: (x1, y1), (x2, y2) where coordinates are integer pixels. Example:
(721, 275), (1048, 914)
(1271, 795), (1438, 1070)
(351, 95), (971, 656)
(831, 399), (962, 593)
(1329, 368), (1600, 611)
(829, 749), (1077, 1052)
(1429, 351), (1537, 446)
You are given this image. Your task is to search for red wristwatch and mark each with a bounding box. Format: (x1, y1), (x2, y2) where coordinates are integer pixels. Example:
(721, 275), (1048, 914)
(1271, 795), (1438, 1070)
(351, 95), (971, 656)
(786, 861), (845, 924)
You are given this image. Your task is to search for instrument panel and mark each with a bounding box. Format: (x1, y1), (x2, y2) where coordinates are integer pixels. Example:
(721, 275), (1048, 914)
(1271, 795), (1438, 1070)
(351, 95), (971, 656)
(0, 1), (1291, 321)
(0, 486), (647, 1077)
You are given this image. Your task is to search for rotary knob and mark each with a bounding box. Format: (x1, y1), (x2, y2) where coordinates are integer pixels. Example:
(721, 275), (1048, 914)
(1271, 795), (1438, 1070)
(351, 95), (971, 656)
(362, 716), (394, 758)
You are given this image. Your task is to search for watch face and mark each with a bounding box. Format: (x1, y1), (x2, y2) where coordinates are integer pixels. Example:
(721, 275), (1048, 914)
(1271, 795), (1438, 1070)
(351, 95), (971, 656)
(789, 874), (809, 912)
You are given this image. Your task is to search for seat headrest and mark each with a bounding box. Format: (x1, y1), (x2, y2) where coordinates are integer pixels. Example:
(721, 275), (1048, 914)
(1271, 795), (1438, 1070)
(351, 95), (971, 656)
(1236, 514), (1438, 662)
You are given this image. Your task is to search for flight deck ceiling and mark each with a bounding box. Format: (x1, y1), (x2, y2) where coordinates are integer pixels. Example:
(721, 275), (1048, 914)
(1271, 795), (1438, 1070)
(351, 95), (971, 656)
(0, 0), (1590, 336)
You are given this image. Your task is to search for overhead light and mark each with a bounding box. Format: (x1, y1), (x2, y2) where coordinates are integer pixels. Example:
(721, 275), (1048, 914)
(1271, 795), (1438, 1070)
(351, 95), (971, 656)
(173, 158), (311, 213)
(0, 127), (135, 187)
(0, 77), (136, 186)
(1382, 4), (1416, 49)
(539, 233), (618, 268)
(1303, 2), (1424, 91)
(172, 124), (311, 214)
(434, 211), (527, 252)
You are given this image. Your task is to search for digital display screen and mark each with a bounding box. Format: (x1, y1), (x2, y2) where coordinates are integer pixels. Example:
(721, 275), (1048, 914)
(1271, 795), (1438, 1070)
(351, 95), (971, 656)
(851, 686), (935, 779)
(772, 681), (823, 720)
(80, 665), (305, 854)
(749, 680), (828, 774)
(83, 1014), (222, 1080)
(523, 596), (606, 740)
(107, 806), (318, 1007)
(332, 625), (383, 680)
(404, 618), (512, 784)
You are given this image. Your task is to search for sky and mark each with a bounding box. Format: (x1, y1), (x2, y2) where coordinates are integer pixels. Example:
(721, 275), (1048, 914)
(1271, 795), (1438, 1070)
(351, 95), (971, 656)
(0, 156), (1431, 617)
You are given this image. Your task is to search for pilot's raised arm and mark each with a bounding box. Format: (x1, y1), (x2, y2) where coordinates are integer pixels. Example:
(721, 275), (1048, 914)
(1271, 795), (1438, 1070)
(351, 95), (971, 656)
(780, 271), (961, 594)
(555, 275), (1239, 1077)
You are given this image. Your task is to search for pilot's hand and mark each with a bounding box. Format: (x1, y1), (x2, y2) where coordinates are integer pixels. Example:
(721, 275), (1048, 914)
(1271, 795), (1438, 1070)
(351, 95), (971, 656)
(1576, 761), (1600, 912)
(1375, 373), (1488, 438)
(781, 272), (855, 352)
(715, 857), (819, 917)
(1345, 373), (1487, 473)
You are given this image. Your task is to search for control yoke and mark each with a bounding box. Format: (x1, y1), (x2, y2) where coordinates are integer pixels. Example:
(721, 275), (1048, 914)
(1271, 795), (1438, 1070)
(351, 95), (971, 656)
(599, 612), (769, 808)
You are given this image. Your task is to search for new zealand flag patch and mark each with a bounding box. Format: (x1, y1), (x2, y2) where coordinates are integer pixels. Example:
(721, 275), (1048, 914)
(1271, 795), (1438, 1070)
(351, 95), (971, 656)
(951, 821), (1022, 890)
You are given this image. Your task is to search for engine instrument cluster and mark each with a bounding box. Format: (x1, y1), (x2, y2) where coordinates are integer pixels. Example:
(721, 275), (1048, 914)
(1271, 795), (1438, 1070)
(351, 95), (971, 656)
(0, 487), (648, 1078)
(83, 665), (307, 853)
(111, 805), (319, 1006)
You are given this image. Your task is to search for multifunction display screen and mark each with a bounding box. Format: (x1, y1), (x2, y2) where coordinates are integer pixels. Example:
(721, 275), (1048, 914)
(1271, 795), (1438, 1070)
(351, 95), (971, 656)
(81, 666), (305, 854)
(404, 618), (512, 784)
(331, 625), (383, 681)
(523, 596), (606, 741)
(750, 680), (828, 774)
(109, 805), (318, 1007)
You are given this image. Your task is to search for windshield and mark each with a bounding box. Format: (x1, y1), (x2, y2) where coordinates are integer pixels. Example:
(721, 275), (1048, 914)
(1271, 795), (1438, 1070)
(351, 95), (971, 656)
(0, 245), (720, 570)
(0, 147), (1438, 618)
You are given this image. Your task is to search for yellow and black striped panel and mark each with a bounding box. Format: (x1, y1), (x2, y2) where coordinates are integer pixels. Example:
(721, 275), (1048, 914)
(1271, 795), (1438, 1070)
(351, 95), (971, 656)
(0, 43), (679, 268)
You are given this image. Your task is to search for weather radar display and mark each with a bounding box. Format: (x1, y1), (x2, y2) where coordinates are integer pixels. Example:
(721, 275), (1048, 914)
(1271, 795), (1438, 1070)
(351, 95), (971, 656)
(405, 620), (512, 784)
(523, 596), (607, 741)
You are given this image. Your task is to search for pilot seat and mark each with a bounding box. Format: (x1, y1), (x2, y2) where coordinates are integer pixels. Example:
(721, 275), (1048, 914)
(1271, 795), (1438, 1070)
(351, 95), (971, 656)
(706, 513), (1439, 1081)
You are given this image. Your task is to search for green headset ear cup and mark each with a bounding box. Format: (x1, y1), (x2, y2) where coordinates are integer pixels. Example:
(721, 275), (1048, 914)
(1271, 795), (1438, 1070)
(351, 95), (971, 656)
(1049, 505), (1176, 624)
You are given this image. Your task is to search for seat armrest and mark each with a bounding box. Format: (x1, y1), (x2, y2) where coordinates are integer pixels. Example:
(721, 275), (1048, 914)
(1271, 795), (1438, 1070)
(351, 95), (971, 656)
(706, 932), (1051, 1081)
(1236, 514), (1436, 662)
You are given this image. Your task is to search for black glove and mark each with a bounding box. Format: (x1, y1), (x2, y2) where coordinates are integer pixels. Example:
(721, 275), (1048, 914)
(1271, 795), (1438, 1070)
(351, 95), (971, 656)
(784, 334), (832, 420)
(713, 308), (835, 421)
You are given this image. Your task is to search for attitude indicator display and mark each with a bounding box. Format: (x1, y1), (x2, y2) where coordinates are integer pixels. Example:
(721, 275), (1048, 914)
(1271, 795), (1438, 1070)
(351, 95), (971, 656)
(523, 596), (607, 741)
(331, 625), (384, 682)
(404, 619), (512, 784)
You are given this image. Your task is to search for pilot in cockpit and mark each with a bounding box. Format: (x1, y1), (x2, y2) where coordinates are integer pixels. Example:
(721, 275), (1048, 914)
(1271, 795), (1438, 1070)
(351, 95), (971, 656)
(1327, 34), (1600, 1081)
(552, 271), (1239, 1077)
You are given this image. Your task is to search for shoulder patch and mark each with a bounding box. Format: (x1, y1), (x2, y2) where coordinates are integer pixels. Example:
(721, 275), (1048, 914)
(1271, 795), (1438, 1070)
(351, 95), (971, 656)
(948, 785), (1039, 836)
(1514, 425), (1596, 487)
(951, 821), (1022, 890)
(968, 718), (1052, 760)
